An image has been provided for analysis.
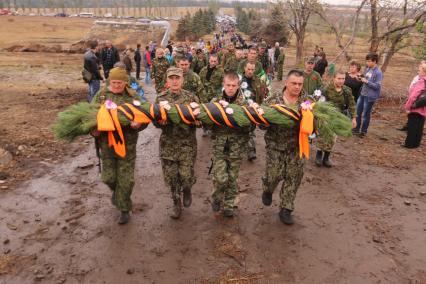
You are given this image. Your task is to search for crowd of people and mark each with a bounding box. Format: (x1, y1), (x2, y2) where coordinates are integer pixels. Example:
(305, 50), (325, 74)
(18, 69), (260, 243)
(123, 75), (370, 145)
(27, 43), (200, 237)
(82, 25), (425, 225)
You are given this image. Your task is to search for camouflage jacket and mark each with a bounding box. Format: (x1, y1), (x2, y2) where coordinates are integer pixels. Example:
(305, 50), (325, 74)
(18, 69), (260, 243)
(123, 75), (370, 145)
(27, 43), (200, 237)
(191, 55), (208, 74)
(155, 89), (199, 161)
(262, 91), (310, 153)
(224, 55), (243, 73)
(92, 86), (146, 159)
(303, 71), (322, 96)
(240, 74), (267, 104)
(322, 83), (357, 118)
(259, 52), (270, 72)
(199, 66), (224, 103)
(277, 53), (285, 65)
(183, 70), (205, 102)
(211, 90), (251, 137)
(237, 59), (264, 76)
(152, 57), (170, 92)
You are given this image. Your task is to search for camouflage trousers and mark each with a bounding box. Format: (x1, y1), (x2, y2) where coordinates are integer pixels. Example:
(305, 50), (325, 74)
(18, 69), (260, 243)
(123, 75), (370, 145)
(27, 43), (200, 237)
(161, 158), (196, 201)
(262, 147), (304, 210)
(277, 65), (284, 81)
(101, 157), (136, 212)
(211, 135), (249, 210)
(247, 126), (256, 157)
(315, 133), (337, 152)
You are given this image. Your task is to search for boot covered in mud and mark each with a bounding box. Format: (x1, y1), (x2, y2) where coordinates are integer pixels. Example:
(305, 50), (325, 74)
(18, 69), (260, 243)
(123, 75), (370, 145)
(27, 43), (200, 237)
(118, 211), (130, 225)
(170, 198), (182, 219)
(315, 150), (323, 167)
(182, 187), (192, 208)
(322, 151), (333, 168)
(223, 207), (234, 217)
(279, 208), (294, 225)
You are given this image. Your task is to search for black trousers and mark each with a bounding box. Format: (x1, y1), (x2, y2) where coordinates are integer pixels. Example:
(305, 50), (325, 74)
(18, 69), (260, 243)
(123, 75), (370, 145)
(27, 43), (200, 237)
(135, 62), (141, 80)
(405, 112), (425, 148)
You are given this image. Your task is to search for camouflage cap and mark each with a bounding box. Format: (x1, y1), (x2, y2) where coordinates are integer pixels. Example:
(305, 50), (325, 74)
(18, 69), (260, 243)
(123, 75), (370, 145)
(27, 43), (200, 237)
(306, 56), (315, 63)
(166, 67), (183, 78)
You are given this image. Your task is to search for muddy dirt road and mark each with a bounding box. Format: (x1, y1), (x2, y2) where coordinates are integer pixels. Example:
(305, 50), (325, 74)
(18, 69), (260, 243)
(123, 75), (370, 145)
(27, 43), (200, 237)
(1, 83), (425, 284)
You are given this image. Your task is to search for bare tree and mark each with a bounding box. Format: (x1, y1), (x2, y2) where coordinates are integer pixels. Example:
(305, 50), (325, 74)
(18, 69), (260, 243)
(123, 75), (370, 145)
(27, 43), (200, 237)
(285, 0), (322, 64)
(316, 0), (368, 62)
(369, 0), (426, 72)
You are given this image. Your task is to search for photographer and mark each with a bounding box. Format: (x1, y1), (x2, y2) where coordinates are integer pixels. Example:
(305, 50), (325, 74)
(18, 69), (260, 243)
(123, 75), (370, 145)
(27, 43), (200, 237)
(353, 52), (383, 137)
(344, 60), (363, 103)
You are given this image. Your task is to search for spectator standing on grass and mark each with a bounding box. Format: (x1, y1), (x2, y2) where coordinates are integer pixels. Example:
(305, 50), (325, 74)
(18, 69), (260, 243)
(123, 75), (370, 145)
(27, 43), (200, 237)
(353, 52), (383, 137)
(144, 46), (152, 85)
(83, 41), (103, 102)
(344, 60), (363, 103)
(100, 40), (120, 79)
(402, 61), (426, 148)
(134, 44), (142, 80)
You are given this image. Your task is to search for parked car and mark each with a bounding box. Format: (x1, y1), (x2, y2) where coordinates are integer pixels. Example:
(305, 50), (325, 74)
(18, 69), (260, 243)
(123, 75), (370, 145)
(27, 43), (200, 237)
(55, 12), (68, 17)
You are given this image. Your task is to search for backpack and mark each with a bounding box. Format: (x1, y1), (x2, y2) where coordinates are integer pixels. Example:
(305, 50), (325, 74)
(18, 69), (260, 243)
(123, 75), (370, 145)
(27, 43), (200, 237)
(82, 68), (92, 83)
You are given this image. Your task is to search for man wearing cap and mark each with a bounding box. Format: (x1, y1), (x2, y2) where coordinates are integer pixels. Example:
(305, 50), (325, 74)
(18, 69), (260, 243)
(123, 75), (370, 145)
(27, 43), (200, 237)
(258, 43), (270, 74)
(177, 56), (205, 102)
(199, 54), (224, 103)
(241, 62), (267, 161)
(303, 57), (322, 96)
(156, 67), (200, 219)
(237, 47), (263, 77)
(152, 48), (170, 94)
(91, 67), (146, 225)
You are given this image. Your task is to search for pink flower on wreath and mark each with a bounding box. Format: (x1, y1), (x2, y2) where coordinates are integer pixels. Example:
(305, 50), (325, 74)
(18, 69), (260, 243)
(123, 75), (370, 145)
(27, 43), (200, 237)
(105, 100), (117, 110)
(300, 100), (313, 111)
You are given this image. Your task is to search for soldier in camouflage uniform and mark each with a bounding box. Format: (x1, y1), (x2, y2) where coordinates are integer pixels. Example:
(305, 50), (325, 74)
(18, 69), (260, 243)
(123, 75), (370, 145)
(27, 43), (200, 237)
(315, 70), (357, 167)
(91, 67), (146, 224)
(210, 72), (251, 217)
(276, 47), (285, 81)
(258, 43), (270, 75)
(177, 56), (205, 102)
(303, 57), (322, 96)
(152, 48), (170, 94)
(224, 48), (244, 73)
(156, 67), (200, 219)
(237, 47), (263, 76)
(240, 62), (267, 161)
(191, 49), (208, 74)
(199, 54), (224, 103)
(261, 69), (311, 225)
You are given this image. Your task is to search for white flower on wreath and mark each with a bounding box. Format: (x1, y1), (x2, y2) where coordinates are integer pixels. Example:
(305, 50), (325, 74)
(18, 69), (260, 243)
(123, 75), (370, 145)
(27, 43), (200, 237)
(238, 74), (242, 81)
(132, 100), (141, 106)
(247, 99), (254, 105)
(193, 108), (201, 116)
(219, 100), (229, 108)
(225, 107), (234, 115)
(241, 82), (248, 89)
(243, 90), (251, 98)
(105, 100), (117, 110)
(313, 89), (322, 98)
(190, 102), (199, 109)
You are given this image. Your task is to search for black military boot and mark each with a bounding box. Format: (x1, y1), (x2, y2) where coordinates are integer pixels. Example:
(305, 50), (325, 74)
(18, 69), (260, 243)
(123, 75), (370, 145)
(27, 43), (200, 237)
(170, 199), (182, 219)
(182, 187), (192, 208)
(211, 198), (221, 212)
(322, 151), (333, 168)
(279, 208), (294, 225)
(315, 150), (323, 167)
(223, 208), (234, 217)
(118, 211), (130, 225)
(262, 191), (272, 206)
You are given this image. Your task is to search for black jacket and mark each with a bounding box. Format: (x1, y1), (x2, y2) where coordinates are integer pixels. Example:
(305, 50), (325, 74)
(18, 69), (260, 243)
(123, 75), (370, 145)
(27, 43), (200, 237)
(134, 49), (141, 63)
(84, 50), (102, 80)
(100, 46), (120, 68)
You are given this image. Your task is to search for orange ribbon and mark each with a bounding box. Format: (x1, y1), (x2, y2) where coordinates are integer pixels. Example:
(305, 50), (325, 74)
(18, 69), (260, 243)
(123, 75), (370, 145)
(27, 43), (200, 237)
(97, 105), (126, 158)
(298, 103), (315, 159)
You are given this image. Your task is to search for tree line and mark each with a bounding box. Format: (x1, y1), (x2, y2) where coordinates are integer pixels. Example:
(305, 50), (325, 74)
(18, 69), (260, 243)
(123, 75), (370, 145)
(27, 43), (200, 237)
(176, 8), (216, 41)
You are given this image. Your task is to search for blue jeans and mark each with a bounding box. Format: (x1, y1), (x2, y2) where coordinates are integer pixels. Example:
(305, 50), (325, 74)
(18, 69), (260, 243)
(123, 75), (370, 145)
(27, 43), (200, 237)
(87, 80), (100, 102)
(145, 66), (151, 84)
(355, 95), (375, 133)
